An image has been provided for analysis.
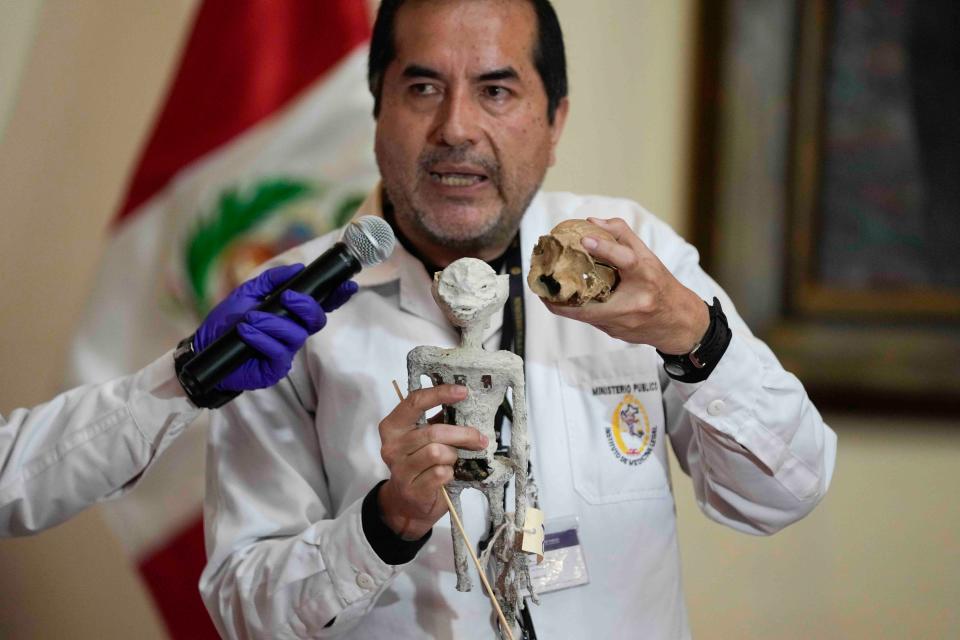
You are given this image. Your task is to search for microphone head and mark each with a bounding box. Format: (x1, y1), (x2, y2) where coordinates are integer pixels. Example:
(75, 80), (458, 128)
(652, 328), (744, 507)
(342, 215), (396, 267)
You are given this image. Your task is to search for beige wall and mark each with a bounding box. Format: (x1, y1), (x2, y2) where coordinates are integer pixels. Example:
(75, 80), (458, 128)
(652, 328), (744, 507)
(0, 1), (197, 638)
(676, 415), (960, 639)
(543, 0), (694, 232)
(1, 1), (957, 639)
(0, 0), (43, 138)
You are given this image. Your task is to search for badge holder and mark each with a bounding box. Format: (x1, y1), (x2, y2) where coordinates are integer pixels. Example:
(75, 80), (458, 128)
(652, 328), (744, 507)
(523, 515), (590, 596)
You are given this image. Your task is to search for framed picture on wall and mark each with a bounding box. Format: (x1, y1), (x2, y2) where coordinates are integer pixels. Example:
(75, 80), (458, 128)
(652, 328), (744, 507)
(790, 0), (960, 319)
(691, 0), (960, 410)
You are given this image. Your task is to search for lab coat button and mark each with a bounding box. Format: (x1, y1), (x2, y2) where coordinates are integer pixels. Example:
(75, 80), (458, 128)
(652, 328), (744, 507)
(356, 572), (376, 590)
(706, 399), (726, 416)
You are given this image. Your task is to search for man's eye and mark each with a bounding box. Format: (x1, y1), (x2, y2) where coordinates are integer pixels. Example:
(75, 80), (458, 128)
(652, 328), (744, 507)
(410, 83), (439, 97)
(483, 86), (511, 100)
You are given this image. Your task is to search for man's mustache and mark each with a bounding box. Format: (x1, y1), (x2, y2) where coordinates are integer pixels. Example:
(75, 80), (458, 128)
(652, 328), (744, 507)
(418, 147), (500, 185)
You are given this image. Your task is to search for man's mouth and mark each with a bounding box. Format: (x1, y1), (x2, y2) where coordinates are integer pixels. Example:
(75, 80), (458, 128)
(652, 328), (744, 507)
(429, 172), (488, 188)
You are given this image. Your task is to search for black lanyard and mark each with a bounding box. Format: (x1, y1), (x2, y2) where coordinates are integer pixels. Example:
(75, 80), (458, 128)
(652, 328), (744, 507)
(500, 233), (525, 360)
(492, 235), (539, 640)
(493, 234), (525, 446)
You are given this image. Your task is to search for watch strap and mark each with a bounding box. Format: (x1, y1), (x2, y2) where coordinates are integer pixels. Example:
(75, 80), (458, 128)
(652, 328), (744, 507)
(657, 297), (731, 383)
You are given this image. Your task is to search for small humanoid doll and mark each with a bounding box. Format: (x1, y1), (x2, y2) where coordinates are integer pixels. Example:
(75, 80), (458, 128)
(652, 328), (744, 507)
(407, 258), (533, 633)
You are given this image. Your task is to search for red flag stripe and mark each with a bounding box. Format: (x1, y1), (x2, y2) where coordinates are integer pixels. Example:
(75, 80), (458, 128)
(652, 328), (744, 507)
(119, 2), (371, 637)
(139, 515), (217, 639)
(116, 0), (371, 224)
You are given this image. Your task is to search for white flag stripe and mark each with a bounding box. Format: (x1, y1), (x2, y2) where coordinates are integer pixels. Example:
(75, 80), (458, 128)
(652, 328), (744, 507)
(70, 45), (378, 557)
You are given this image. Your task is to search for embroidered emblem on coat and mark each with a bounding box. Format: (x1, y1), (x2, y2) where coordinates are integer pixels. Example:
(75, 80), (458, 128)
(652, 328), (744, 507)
(606, 393), (657, 465)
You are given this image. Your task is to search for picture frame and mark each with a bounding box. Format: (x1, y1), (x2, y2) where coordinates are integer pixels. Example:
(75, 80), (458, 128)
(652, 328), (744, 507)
(690, 0), (960, 411)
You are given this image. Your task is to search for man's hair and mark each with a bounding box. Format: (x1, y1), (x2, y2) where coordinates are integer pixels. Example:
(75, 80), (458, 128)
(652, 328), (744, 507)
(368, 0), (568, 124)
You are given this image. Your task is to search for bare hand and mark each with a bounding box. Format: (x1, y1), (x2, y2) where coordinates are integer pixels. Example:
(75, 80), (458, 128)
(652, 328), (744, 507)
(542, 217), (709, 354)
(377, 384), (488, 540)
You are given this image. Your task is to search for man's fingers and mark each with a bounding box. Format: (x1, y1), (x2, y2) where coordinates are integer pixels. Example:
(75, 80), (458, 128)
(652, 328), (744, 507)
(381, 385), (468, 435)
(403, 440), (460, 471)
(541, 298), (610, 328)
(541, 298), (584, 319)
(580, 234), (638, 271)
(409, 464), (455, 496)
(402, 423), (488, 455)
(384, 423), (487, 494)
(586, 216), (632, 240)
(587, 217), (653, 258)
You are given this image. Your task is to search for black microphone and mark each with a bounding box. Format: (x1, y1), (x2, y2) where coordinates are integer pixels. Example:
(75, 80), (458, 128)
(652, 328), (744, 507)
(177, 215), (396, 401)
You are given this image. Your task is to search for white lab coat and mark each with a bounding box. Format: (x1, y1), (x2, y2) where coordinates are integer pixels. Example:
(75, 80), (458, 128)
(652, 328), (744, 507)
(201, 188), (837, 639)
(0, 351), (199, 536)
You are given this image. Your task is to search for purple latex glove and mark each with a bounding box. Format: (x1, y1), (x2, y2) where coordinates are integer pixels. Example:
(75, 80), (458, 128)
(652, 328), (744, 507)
(194, 263), (358, 392)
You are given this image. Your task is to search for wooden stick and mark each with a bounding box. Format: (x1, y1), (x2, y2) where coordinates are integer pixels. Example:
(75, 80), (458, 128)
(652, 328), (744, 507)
(391, 380), (515, 640)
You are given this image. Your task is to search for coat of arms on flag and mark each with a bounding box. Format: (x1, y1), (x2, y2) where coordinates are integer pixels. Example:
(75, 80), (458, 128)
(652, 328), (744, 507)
(67, 1), (376, 636)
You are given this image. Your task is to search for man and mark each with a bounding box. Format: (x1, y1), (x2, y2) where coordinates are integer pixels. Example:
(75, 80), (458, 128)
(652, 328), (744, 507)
(0, 264), (354, 536)
(200, 1), (837, 638)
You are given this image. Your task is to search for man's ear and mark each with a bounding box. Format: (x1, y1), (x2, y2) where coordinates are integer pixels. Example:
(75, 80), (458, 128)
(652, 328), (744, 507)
(548, 97), (570, 167)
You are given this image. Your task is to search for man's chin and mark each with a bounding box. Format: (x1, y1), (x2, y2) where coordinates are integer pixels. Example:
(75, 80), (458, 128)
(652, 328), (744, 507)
(420, 222), (499, 249)
(413, 197), (499, 232)
(418, 189), (496, 211)
(407, 211), (494, 247)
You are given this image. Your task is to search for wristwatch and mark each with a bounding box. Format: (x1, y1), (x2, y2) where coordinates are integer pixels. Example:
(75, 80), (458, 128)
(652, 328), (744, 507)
(656, 297), (731, 383)
(173, 334), (239, 409)
(662, 341), (706, 378)
(173, 334), (196, 371)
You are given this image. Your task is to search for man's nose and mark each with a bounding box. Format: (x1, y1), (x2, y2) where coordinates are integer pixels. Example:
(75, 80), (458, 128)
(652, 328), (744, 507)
(433, 88), (480, 147)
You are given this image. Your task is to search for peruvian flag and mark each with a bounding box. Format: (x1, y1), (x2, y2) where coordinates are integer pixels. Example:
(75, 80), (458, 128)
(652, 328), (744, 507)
(67, 1), (377, 637)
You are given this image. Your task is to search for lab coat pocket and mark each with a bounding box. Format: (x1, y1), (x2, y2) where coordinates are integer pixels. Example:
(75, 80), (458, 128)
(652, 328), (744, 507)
(559, 348), (670, 504)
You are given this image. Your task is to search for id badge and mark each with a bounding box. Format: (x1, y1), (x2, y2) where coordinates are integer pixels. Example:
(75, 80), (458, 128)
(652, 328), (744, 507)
(523, 516), (589, 595)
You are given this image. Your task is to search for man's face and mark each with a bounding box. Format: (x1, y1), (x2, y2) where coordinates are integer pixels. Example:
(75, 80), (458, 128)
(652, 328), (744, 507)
(375, 0), (568, 261)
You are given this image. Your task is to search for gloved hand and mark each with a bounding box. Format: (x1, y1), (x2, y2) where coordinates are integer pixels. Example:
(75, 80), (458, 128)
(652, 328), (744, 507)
(194, 263), (357, 392)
